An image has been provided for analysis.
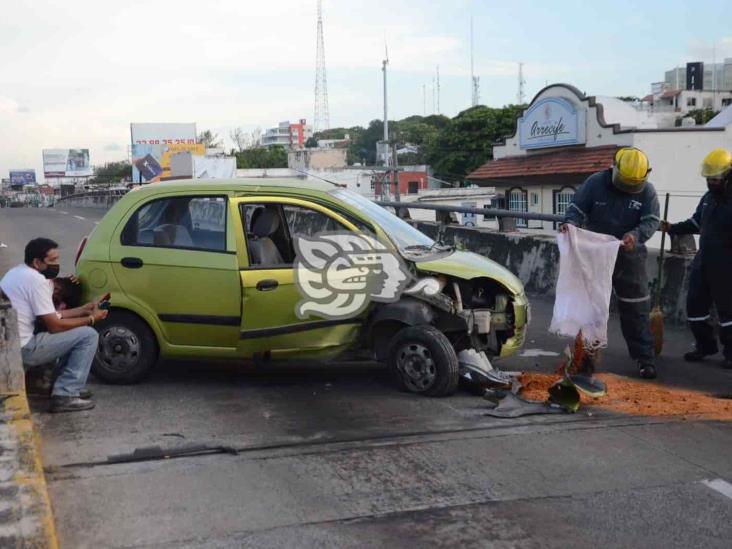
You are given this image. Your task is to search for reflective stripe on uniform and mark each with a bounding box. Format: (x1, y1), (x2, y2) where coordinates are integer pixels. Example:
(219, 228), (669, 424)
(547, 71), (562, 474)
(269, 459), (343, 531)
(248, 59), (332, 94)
(691, 217), (700, 229)
(641, 214), (660, 222)
(720, 320), (732, 328)
(567, 203), (587, 219)
(688, 315), (710, 322)
(616, 294), (651, 303)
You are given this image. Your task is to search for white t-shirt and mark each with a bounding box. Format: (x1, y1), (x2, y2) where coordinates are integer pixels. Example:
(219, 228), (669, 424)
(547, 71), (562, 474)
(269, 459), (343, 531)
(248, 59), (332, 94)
(0, 264), (56, 347)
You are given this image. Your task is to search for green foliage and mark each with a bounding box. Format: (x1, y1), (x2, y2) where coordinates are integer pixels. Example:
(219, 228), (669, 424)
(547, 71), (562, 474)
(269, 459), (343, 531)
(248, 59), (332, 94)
(198, 129), (222, 148)
(304, 137), (319, 148)
(88, 161), (131, 185)
(424, 104), (525, 182)
(678, 108), (719, 126)
(616, 96), (640, 102)
(235, 146), (288, 169)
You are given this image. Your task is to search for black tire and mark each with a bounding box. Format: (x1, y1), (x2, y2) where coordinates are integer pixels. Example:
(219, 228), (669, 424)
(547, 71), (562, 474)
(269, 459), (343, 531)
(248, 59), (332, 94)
(92, 310), (158, 384)
(386, 326), (459, 397)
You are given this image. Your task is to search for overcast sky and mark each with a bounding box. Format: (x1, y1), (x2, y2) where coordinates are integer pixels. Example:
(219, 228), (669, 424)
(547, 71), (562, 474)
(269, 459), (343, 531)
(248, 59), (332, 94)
(1, 0), (731, 179)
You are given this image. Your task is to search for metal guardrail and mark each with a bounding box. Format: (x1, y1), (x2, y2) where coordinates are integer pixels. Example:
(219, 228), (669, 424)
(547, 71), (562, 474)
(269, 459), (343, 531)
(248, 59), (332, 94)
(376, 200), (564, 227)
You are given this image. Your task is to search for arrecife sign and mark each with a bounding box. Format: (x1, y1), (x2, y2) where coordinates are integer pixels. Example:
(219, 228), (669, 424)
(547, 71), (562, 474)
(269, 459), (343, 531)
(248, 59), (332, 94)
(518, 97), (585, 150)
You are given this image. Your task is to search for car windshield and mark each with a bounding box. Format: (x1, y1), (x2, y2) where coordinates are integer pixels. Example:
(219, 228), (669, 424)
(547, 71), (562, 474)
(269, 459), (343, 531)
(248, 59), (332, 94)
(331, 189), (440, 252)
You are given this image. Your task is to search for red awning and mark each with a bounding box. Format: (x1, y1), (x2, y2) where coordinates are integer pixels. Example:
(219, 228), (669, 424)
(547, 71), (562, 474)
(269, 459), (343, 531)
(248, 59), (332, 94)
(468, 145), (619, 181)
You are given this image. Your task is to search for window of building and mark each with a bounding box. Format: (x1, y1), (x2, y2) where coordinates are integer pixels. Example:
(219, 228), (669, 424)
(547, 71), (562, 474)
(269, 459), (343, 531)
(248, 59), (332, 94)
(408, 181), (419, 194)
(121, 196), (227, 251)
(553, 186), (576, 227)
(531, 192), (539, 207)
(507, 188), (528, 228)
(687, 97), (697, 107)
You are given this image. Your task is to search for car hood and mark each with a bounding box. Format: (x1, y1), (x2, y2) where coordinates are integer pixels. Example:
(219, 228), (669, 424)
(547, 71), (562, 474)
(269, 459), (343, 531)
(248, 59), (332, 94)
(415, 250), (524, 296)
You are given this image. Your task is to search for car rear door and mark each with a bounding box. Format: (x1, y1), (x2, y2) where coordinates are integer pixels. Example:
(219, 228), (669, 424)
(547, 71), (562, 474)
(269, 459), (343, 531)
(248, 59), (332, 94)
(232, 196), (363, 359)
(109, 193), (241, 348)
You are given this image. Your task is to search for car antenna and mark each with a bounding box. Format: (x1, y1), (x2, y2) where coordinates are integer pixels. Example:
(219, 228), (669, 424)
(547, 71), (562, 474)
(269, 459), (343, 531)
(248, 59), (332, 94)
(289, 168), (343, 187)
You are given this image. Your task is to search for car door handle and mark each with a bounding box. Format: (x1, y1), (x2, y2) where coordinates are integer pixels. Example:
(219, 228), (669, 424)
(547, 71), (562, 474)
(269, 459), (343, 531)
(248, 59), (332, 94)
(256, 279), (279, 291)
(121, 257), (144, 269)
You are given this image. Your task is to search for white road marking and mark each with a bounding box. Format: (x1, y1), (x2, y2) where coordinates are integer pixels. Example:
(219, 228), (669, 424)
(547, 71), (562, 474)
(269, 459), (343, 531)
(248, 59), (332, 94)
(519, 349), (560, 358)
(74, 215), (85, 220)
(702, 479), (732, 500)
(59, 211), (68, 214)
(0, 242), (7, 248)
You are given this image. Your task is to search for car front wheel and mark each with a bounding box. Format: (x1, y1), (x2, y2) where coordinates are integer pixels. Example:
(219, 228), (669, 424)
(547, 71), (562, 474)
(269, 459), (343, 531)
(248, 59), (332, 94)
(93, 311), (158, 384)
(387, 326), (459, 397)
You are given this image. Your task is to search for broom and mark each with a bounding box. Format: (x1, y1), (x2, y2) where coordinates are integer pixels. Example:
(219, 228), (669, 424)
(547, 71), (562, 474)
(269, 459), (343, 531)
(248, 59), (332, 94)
(650, 193), (670, 356)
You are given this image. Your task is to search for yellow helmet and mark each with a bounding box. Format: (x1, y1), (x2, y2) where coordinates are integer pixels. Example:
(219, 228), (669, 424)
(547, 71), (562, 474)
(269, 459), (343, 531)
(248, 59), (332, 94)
(612, 147), (650, 194)
(701, 148), (732, 179)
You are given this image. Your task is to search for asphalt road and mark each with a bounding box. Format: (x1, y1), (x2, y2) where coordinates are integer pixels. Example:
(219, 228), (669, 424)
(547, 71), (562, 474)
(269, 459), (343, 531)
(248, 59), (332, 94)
(1, 206), (731, 548)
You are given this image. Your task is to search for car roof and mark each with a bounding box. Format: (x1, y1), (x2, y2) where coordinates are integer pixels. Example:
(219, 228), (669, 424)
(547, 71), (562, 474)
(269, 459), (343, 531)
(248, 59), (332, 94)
(130, 178), (336, 195)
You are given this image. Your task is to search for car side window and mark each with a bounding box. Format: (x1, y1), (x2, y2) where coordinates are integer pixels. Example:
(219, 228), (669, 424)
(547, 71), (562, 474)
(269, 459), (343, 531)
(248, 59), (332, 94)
(241, 202), (348, 267)
(121, 196), (227, 252)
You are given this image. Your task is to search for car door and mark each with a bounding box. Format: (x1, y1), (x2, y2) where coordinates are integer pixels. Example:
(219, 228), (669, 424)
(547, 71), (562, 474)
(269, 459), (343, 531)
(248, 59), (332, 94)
(233, 196), (364, 359)
(109, 193), (242, 348)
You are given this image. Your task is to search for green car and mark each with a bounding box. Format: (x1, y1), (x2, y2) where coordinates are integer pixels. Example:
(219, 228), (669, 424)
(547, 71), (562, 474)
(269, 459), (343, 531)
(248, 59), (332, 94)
(76, 179), (528, 396)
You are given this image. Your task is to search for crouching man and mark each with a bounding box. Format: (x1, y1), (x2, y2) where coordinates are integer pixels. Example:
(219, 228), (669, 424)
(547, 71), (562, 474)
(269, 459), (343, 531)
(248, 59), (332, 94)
(0, 238), (107, 413)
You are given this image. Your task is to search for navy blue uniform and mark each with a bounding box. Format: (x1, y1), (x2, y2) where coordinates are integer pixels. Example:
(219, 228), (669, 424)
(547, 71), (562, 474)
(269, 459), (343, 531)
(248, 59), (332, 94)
(669, 190), (732, 360)
(565, 169), (661, 361)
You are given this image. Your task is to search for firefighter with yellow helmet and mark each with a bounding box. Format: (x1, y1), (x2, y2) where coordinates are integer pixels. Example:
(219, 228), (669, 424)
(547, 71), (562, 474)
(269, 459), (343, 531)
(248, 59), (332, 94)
(563, 147), (661, 378)
(662, 148), (732, 369)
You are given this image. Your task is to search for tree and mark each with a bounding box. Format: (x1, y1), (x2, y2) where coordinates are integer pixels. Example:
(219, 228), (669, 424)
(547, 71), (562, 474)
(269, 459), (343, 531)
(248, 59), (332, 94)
(305, 136), (319, 148)
(235, 145), (288, 169)
(424, 104), (524, 183)
(88, 161), (132, 185)
(229, 127), (247, 152)
(198, 129), (223, 148)
(679, 108), (719, 126)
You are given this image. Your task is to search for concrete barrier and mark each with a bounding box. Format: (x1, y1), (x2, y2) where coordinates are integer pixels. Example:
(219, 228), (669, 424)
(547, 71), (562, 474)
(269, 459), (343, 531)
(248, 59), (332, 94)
(410, 221), (695, 324)
(0, 301), (59, 548)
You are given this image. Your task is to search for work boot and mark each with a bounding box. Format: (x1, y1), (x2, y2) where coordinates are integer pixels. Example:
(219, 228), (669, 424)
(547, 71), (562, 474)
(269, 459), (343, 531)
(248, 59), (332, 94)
(638, 360), (657, 379)
(50, 396), (95, 413)
(684, 347), (718, 362)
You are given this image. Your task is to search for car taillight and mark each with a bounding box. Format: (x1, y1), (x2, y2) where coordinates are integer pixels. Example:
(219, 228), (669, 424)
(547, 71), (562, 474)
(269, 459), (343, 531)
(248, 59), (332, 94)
(75, 237), (88, 266)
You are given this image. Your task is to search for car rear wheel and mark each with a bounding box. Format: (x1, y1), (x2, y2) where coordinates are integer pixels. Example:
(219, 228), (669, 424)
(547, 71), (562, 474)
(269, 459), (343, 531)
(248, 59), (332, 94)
(387, 326), (459, 397)
(93, 311), (158, 384)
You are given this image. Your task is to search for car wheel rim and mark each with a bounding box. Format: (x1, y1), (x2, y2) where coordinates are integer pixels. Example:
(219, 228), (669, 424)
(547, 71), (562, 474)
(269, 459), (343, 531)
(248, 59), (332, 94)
(97, 326), (141, 372)
(396, 343), (436, 392)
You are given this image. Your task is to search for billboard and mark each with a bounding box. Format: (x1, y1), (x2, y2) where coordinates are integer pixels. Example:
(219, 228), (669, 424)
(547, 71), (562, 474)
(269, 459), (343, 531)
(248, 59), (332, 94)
(42, 149), (92, 177)
(9, 169), (37, 185)
(131, 143), (205, 183)
(130, 123), (197, 182)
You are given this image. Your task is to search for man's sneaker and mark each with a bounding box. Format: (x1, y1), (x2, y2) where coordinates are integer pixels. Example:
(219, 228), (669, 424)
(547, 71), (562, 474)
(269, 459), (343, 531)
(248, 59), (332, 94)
(638, 360), (657, 379)
(78, 388), (93, 399)
(50, 396), (95, 413)
(684, 348), (718, 362)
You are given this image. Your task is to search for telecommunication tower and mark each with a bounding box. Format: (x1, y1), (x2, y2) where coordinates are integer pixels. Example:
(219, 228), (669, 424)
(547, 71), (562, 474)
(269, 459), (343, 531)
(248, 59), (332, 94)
(470, 17), (480, 106)
(314, 0), (330, 133)
(517, 62), (526, 104)
(436, 65), (441, 114)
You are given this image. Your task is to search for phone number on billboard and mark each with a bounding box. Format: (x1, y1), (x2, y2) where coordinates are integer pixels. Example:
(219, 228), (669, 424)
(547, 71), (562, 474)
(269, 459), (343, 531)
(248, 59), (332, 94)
(134, 139), (196, 144)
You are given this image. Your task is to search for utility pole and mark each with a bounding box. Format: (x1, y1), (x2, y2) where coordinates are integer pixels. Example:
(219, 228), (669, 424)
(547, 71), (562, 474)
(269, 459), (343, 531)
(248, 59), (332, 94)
(436, 65), (441, 114)
(517, 62), (526, 104)
(392, 141), (400, 202)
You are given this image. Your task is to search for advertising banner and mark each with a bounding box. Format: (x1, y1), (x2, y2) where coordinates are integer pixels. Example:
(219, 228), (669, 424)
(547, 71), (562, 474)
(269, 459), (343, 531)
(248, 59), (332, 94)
(131, 143), (205, 183)
(9, 169), (37, 185)
(42, 149), (92, 177)
(518, 97), (586, 150)
(130, 123), (198, 182)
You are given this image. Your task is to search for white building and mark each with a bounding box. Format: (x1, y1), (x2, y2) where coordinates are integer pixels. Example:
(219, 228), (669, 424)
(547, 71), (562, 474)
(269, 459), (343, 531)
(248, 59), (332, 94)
(261, 119), (313, 149)
(468, 83), (732, 246)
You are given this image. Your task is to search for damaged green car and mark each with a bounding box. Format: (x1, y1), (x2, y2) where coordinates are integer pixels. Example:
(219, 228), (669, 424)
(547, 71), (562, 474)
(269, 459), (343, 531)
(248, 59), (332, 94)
(75, 179), (529, 396)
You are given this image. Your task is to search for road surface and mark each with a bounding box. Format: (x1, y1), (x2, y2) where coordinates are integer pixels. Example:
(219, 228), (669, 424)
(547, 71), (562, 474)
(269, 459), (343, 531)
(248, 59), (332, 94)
(1, 206), (731, 548)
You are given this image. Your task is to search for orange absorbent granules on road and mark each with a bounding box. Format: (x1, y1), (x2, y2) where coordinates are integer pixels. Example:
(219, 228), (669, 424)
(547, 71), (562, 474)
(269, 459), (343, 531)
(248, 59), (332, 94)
(519, 372), (732, 420)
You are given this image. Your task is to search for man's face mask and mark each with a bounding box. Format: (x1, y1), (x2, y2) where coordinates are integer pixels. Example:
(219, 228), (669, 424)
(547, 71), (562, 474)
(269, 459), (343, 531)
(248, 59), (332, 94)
(41, 262), (60, 280)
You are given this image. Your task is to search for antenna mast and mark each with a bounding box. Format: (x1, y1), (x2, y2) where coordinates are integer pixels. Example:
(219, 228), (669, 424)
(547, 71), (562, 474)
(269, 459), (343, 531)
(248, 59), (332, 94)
(436, 65), (441, 114)
(314, 0), (330, 133)
(471, 17), (480, 106)
(517, 62), (526, 104)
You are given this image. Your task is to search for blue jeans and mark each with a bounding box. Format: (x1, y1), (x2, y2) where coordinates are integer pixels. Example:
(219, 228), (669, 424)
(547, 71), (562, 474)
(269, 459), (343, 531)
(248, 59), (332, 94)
(21, 327), (98, 397)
